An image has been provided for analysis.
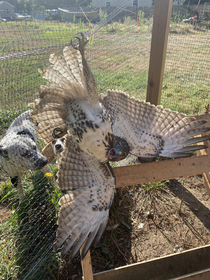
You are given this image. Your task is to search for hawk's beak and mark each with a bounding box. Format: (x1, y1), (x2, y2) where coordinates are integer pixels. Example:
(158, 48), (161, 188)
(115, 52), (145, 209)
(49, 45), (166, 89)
(106, 148), (117, 158)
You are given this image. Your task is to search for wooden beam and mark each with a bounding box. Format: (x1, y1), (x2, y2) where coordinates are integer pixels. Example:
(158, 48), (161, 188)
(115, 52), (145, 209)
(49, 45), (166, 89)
(196, 133), (210, 196)
(113, 154), (210, 188)
(146, 0), (173, 105)
(93, 244), (210, 280)
(80, 243), (94, 280)
(173, 268), (210, 280)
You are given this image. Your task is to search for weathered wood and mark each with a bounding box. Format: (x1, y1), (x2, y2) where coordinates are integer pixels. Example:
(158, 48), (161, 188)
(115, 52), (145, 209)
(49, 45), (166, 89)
(172, 268), (210, 280)
(93, 245), (210, 280)
(80, 244), (94, 280)
(146, 0), (173, 105)
(113, 154), (210, 188)
(196, 133), (210, 196)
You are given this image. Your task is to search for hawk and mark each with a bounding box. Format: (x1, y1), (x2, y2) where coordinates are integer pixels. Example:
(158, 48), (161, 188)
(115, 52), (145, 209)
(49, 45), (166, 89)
(30, 33), (210, 261)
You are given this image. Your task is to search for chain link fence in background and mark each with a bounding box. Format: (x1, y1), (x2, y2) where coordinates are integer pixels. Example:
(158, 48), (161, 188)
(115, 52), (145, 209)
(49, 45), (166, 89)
(0, 2), (210, 279)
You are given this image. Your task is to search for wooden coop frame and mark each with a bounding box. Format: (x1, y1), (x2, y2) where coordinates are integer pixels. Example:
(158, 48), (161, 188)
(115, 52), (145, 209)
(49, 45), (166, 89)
(72, 0), (210, 279)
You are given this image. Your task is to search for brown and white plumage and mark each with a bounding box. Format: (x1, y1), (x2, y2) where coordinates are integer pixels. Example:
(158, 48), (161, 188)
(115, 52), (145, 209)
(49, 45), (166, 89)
(56, 134), (114, 260)
(30, 35), (113, 162)
(99, 90), (210, 158)
(30, 33), (210, 260)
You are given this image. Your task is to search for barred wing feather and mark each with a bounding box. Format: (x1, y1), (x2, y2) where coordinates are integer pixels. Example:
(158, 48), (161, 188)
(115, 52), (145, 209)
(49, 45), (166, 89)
(30, 46), (89, 143)
(55, 134), (115, 260)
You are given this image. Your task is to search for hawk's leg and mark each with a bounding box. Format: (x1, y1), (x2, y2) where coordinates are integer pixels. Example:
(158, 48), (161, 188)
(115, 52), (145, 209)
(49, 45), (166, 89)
(71, 33), (89, 57)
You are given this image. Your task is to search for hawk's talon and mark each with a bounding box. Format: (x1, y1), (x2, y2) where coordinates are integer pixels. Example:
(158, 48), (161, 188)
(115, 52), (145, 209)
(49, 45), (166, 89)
(71, 33), (89, 55)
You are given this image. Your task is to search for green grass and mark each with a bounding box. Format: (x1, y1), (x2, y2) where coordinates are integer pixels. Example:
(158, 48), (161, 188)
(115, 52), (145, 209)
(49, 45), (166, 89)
(94, 70), (148, 99)
(0, 170), (61, 279)
(1, 20), (208, 122)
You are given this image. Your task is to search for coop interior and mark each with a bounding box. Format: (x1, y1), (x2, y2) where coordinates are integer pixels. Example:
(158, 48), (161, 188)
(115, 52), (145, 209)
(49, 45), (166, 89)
(0, 0), (210, 279)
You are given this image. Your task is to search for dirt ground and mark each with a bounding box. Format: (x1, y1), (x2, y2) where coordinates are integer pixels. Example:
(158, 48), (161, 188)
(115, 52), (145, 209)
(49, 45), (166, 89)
(58, 173), (210, 279)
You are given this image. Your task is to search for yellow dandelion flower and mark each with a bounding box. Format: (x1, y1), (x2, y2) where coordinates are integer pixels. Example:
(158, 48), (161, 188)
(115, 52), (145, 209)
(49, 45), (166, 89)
(44, 173), (53, 177)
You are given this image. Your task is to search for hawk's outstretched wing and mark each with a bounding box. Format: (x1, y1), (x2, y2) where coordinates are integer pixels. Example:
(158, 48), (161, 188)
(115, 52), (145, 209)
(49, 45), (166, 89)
(30, 46), (86, 143)
(55, 134), (115, 260)
(100, 90), (210, 158)
(30, 35), (99, 144)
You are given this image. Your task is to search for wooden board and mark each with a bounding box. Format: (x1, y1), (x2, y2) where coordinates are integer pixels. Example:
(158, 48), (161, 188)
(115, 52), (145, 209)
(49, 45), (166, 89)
(195, 133), (210, 196)
(172, 268), (210, 280)
(113, 154), (210, 188)
(93, 244), (210, 280)
(81, 248), (93, 280)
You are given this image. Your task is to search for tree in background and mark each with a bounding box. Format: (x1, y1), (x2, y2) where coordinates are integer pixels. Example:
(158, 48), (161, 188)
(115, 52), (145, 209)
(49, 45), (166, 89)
(39, 5), (45, 13)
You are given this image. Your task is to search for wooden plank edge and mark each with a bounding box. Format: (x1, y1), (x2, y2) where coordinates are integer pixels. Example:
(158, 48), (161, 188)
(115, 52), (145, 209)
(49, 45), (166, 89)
(196, 135), (210, 196)
(170, 267), (210, 280)
(93, 244), (210, 280)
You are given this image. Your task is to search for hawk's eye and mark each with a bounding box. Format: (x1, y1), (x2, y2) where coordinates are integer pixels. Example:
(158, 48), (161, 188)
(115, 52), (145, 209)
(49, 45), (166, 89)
(115, 143), (121, 150)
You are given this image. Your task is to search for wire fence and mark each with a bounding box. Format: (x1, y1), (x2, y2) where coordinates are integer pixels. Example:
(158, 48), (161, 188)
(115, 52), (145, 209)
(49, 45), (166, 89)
(0, 2), (210, 279)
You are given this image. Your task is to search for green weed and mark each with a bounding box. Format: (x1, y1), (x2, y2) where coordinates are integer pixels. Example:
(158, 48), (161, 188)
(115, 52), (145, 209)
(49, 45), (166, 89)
(0, 170), (61, 279)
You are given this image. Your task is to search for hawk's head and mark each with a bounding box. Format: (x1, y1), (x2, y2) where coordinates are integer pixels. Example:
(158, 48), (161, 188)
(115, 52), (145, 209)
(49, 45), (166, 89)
(106, 136), (130, 162)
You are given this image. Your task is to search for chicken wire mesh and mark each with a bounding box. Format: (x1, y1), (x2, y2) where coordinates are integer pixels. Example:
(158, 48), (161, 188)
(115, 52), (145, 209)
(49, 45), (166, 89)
(0, 1), (210, 279)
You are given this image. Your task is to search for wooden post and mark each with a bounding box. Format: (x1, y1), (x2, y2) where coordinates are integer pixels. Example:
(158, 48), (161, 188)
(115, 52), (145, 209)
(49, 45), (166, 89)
(80, 243), (94, 280)
(196, 134), (210, 196)
(146, 0), (173, 105)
